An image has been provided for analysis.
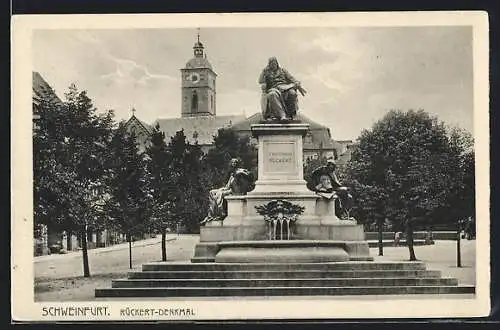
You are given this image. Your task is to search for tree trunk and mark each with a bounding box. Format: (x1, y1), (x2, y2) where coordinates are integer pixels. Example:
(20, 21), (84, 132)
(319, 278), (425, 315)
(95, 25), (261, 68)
(456, 221), (462, 267)
(378, 218), (384, 256)
(161, 228), (167, 261)
(80, 229), (90, 277)
(66, 230), (72, 251)
(128, 233), (132, 269)
(406, 221), (417, 261)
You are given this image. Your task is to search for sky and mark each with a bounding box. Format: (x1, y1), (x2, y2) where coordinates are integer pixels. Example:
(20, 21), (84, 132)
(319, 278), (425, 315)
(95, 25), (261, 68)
(32, 26), (473, 140)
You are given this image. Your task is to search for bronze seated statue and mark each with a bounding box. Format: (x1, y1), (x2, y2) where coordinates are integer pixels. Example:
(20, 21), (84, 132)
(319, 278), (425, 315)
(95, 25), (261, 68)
(259, 57), (306, 121)
(200, 158), (255, 225)
(308, 159), (354, 219)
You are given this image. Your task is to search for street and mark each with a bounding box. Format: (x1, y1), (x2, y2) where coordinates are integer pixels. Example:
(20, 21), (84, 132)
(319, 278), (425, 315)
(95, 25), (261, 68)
(35, 235), (200, 301)
(35, 235), (200, 279)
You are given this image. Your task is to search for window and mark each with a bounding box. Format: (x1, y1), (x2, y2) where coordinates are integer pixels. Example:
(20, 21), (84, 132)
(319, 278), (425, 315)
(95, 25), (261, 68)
(210, 95), (214, 109)
(191, 91), (198, 112)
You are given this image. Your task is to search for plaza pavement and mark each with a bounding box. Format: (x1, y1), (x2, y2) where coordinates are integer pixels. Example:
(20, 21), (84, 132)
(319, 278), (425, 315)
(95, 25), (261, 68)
(35, 236), (175, 263)
(34, 235), (476, 301)
(372, 239), (476, 286)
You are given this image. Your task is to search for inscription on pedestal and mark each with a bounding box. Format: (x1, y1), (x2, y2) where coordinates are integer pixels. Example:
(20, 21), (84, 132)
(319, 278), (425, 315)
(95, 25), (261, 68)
(264, 142), (297, 174)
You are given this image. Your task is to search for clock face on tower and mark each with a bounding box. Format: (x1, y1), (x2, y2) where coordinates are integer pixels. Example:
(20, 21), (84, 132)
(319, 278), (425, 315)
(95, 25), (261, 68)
(189, 72), (200, 84)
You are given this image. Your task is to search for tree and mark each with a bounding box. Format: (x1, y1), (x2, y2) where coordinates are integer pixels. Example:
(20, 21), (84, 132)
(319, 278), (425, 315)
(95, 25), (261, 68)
(34, 84), (114, 276)
(346, 109), (468, 261)
(203, 128), (258, 189)
(64, 85), (115, 276)
(439, 127), (475, 267)
(145, 124), (173, 261)
(166, 130), (206, 234)
(441, 128), (475, 223)
(33, 94), (69, 234)
(145, 127), (207, 253)
(105, 123), (151, 269)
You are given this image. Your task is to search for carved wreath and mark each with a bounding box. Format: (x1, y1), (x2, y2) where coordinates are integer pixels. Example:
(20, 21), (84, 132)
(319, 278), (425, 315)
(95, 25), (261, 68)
(255, 199), (305, 223)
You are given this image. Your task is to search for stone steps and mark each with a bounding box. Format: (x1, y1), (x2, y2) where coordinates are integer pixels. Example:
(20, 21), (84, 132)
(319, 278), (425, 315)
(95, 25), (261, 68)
(142, 261), (427, 272)
(110, 277), (458, 288)
(95, 285), (475, 298)
(95, 261), (474, 298)
(129, 269), (442, 279)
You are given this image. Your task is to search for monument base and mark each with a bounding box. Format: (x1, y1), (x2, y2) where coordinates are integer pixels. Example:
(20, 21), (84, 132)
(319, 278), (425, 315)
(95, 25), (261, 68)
(199, 222), (366, 242)
(216, 245), (349, 263)
(192, 122), (372, 263)
(192, 240), (373, 263)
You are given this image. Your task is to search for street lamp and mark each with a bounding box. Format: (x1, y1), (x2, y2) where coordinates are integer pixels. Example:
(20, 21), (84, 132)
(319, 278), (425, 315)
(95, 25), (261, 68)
(457, 218), (464, 268)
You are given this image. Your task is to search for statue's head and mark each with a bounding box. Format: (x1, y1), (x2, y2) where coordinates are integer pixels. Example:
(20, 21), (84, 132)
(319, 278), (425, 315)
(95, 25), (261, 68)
(318, 175), (333, 190)
(267, 57), (279, 71)
(230, 158), (241, 169)
(326, 158), (337, 171)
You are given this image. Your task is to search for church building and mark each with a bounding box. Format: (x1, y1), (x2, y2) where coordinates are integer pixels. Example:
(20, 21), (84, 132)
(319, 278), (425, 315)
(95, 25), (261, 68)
(126, 31), (352, 163)
(125, 33), (245, 153)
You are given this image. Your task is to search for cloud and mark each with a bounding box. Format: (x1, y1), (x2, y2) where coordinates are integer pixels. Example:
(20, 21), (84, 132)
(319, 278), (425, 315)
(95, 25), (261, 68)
(33, 27), (474, 140)
(217, 88), (260, 116)
(100, 57), (177, 87)
(291, 29), (381, 97)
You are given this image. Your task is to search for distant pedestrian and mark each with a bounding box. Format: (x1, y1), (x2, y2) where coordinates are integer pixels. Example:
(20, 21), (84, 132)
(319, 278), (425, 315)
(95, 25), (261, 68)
(424, 230), (434, 245)
(394, 231), (402, 246)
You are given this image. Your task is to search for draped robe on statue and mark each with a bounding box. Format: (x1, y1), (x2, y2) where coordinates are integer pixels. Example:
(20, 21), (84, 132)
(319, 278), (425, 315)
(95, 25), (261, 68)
(259, 65), (300, 120)
(201, 168), (254, 225)
(310, 166), (354, 219)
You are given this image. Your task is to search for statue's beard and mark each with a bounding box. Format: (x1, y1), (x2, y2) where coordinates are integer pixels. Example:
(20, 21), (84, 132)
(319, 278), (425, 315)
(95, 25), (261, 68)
(268, 64), (279, 72)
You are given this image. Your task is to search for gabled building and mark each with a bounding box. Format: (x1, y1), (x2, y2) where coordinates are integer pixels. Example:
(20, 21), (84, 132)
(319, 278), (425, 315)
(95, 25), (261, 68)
(32, 71), (63, 131)
(335, 139), (354, 166)
(32, 71), (63, 255)
(124, 110), (154, 152)
(152, 115), (244, 153)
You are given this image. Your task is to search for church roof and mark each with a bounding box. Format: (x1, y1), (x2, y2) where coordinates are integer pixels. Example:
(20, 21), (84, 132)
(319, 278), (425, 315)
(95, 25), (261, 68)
(185, 57), (213, 70)
(153, 115), (246, 145)
(126, 114), (154, 135)
(231, 112), (338, 150)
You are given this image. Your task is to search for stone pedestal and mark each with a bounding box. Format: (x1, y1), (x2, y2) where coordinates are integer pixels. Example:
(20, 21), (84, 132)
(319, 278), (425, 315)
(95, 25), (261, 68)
(193, 121), (372, 263)
(250, 123), (311, 194)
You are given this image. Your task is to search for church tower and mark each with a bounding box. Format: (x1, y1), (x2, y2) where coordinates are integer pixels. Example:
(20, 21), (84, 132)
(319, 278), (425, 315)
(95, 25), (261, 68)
(181, 29), (217, 117)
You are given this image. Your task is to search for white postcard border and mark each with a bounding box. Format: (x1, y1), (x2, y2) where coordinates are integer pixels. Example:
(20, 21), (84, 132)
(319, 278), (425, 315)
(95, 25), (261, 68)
(11, 11), (490, 321)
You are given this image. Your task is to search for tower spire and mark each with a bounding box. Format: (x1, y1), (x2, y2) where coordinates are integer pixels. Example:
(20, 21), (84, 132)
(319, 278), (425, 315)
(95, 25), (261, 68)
(193, 28), (204, 57)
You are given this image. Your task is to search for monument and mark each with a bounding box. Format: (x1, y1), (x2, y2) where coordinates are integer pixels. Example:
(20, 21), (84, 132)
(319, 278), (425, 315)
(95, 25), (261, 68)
(192, 57), (372, 263)
(259, 57), (306, 121)
(95, 57), (474, 298)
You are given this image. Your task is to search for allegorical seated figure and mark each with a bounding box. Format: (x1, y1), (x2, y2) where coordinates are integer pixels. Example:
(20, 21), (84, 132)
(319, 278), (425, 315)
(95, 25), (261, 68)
(200, 158), (255, 225)
(309, 158), (354, 219)
(258, 57), (306, 121)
